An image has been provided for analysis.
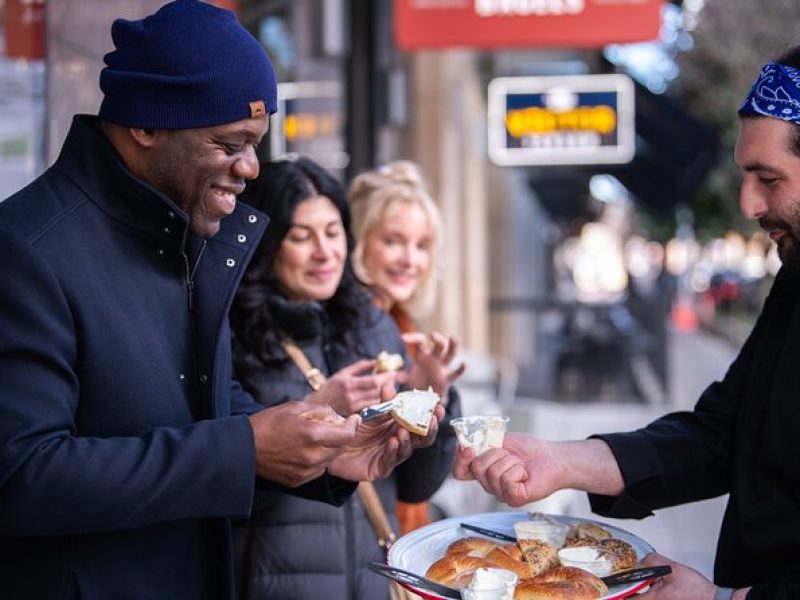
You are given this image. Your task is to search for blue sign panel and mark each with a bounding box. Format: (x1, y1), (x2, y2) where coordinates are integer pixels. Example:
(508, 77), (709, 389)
(488, 74), (635, 166)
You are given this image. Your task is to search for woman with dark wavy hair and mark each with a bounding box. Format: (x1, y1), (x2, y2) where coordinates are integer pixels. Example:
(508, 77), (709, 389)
(230, 156), (462, 600)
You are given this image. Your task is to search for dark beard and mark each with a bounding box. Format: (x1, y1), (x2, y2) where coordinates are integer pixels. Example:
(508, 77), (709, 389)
(777, 235), (800, 273)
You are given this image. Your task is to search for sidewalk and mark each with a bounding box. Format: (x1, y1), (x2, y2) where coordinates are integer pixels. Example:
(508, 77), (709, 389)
(505, 326), (738, 579)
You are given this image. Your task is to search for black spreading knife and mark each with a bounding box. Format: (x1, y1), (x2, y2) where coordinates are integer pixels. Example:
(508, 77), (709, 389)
(460, 522), (516, 542)
(368, 562), (461, 598)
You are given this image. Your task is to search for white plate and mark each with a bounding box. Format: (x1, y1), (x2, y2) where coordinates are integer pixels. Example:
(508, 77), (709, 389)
(387, 511), (655, 599)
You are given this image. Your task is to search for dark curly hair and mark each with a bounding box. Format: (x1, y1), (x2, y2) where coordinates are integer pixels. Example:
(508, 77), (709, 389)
(231, 156), (371, 382)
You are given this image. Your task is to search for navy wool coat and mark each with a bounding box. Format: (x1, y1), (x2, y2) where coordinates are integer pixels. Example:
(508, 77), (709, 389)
(0, 115), (339, 599)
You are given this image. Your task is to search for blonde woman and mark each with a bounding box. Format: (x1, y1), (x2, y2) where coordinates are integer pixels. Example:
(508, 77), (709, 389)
(349, 161), (465, 534)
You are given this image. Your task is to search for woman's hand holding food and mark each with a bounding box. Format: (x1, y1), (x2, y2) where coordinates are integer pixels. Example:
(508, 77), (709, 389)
(402, 331), (466, 399)
(407, 402), (445, 450)
(305, 359), (398, 416)
(328, 384), (414, 481)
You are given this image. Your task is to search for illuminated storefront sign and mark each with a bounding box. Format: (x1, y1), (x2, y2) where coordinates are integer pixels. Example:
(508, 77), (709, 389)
(394, 0), (663, 50)
(271, 81), (348, 171)
(488, 74), (635, 166)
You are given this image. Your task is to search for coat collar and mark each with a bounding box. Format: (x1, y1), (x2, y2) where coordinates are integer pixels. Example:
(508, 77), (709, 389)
(53, 115), (267, 256)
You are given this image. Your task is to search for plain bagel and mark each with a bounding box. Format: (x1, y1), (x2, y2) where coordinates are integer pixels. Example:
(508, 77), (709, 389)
(425, 555), (496, 587)
(444, 536), (499, 558)
(531, 566), (608, 596)
(513, 579), (603, 600)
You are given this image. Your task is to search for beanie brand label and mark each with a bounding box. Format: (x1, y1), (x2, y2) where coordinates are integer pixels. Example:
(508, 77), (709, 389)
(249, 100), (266, 119)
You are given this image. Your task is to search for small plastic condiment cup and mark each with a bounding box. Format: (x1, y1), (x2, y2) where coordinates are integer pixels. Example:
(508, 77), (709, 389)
(455, 567), (518, 600)
(557, 546), (614, 577)
(513, 519), (569, 548)
(450, 415), (509, 456)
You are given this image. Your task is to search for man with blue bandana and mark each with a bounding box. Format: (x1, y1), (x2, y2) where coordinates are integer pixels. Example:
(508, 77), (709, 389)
(454, 46), (800, 600)
(0, 1), (428, 598)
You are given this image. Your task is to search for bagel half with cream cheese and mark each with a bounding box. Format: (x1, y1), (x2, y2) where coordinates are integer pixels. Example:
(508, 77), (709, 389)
(390, 388), (439, 436)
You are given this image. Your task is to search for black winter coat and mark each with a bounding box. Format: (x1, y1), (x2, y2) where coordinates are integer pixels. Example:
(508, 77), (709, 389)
(590, 268), (800, 599)
(235, 293), (460, 600)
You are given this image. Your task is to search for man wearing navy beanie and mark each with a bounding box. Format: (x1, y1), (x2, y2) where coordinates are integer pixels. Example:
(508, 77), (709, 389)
(0, 1), (418, 598)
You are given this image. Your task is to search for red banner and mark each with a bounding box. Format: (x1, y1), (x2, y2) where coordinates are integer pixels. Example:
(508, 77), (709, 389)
(394, 0), (663, 50)
(4, 0), (45, 60)
(209, 0), (239, 12)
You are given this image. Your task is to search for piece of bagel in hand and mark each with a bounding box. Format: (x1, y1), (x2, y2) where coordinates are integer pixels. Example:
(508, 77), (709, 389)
(513, 579), (602, 600)
(374, 350), (404, 373)
(517, 538), (559, 576)
(445, 536), (499, 557)
(532, 566), (608, 596)
(425, 555), (495, 587)
(564, 538), (637, 572)
(390, 388), (440, 436)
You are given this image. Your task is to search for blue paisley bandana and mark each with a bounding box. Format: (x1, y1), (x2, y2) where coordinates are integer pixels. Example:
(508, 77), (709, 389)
(739, 62), (800, 124)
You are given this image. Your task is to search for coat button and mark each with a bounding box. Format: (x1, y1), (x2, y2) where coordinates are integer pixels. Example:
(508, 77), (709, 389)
(168, 211), (176, 219)
(199, 374), (208, 383)
(248, 215), (257, 223)
(179, 373), (186, 381)
(237, 234), (247, 243)
(157, 249), (165, 256)
(226, 258), (236, 268)
(163, 227), (171, 235)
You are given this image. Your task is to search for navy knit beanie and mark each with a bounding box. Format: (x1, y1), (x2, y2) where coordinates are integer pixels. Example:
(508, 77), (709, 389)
(99, 0), (277, 129)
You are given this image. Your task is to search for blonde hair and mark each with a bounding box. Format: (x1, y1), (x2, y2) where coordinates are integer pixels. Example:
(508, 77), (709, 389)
(348, 160), (443, 320)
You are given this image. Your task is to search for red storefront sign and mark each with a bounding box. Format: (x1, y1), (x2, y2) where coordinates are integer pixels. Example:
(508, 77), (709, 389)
(394, 0), (663, 50)
(209, 0), (239, 12)
(4, 0), (45, 60)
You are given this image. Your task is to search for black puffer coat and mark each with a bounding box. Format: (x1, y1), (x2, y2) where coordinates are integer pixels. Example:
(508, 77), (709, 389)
(235, 294), (460, 600)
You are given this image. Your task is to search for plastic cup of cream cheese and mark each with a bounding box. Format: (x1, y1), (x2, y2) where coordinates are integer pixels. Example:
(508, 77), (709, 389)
(557, 546), (613, 577)
(513, 519), (569, 548)
(456, 567), (518, 600)
(450, 415), (509, 455)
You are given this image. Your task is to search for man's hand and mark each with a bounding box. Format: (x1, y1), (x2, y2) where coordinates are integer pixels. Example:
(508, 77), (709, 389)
(638, 552), (748, 599)
(452, 433), (565, 506)
(305, 359), (398, 416)
(248, 401), (358, 487)
(452, 434), (624, 506)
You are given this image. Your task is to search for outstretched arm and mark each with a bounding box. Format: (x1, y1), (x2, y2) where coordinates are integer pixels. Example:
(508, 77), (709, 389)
(453, 433), (624, 507)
